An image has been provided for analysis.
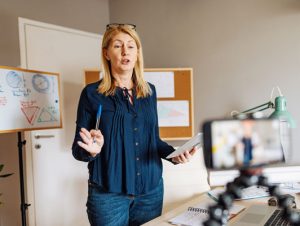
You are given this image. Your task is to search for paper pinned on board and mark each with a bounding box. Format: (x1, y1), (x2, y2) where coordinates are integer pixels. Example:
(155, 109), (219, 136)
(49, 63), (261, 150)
(157, 100), (189, 127)
(144, 71), (175, 98)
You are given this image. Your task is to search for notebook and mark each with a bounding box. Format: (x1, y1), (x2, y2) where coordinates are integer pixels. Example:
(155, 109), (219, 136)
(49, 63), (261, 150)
(168, 206), (209, 226)
(168, 203), (245, 226)
(230, 204), (300, 226)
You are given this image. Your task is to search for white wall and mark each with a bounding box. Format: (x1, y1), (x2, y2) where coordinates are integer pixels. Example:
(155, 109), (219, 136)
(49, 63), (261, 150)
(162, 149), (209, 213)
(109, 0), (300, 210)
(0, 133), (19, 226)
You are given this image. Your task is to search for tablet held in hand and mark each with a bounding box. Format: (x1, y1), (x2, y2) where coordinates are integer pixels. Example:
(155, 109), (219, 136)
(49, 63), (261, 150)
(166, 133), (203, 159)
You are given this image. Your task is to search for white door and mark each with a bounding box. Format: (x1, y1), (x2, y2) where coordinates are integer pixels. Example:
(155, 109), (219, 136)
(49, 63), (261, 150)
(19, 18), (101, 226)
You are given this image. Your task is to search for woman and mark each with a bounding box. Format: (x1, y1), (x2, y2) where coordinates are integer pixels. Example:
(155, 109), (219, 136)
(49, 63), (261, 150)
(72, 23), (197, 226)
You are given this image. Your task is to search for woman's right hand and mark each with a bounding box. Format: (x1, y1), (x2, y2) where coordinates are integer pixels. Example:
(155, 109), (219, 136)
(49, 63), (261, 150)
(77, 128), (104, 157)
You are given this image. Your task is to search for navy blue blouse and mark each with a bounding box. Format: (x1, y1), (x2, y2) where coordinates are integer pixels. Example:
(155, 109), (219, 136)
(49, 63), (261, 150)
(72, 81), (175, 195)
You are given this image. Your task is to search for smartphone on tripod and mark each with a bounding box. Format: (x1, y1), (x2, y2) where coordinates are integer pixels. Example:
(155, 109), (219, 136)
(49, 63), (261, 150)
(202, 119), (285, 170)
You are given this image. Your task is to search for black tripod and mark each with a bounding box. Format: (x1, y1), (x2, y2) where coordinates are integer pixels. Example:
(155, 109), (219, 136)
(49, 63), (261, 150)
(17, 132), (30, 226)
(204, 167), (300, 226)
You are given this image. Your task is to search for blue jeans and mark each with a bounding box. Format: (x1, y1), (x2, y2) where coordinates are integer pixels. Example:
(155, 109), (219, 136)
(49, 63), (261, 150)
(86, 179), (164, 226)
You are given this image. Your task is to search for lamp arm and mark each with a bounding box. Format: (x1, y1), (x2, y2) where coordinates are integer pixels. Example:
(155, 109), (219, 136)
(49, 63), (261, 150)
(241, 101), (274, 114)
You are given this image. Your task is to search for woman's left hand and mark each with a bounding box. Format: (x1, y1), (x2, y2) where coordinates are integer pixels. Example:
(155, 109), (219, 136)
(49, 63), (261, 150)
(77, 128), (104, 157)
(171, 146), (198, 164)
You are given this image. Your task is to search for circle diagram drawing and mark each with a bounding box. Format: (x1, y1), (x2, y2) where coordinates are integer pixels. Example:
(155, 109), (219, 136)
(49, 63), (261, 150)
(6, 71), (23, 88)
(32, 74), (50, 93)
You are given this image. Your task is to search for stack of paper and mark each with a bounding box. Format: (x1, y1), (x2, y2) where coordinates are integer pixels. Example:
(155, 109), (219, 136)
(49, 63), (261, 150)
(279, 182), (300, 194)
(207, 186), (269, 201)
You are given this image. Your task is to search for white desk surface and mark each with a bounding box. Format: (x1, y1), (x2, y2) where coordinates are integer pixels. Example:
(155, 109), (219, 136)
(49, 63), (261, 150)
(143, 191), (300, 226)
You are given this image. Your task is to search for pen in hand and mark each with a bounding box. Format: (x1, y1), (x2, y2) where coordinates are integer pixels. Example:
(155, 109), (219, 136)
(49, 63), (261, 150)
(93, 104), (102, 143)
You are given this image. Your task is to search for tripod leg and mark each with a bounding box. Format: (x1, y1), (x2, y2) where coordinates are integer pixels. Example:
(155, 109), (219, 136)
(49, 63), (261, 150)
(17, 132), (30, 226)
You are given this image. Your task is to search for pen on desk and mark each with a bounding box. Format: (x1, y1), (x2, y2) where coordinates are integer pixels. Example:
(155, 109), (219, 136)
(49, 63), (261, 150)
(93, 104), (102, 143)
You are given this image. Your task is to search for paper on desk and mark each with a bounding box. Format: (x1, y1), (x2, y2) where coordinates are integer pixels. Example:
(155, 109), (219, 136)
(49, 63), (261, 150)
(279, 182), (300, 194)
(168, 201), (245, 226)
(207, 186), (269, 201)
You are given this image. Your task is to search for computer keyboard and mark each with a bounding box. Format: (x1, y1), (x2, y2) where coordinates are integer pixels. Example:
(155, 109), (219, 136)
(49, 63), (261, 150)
(264, 209), (290, 226)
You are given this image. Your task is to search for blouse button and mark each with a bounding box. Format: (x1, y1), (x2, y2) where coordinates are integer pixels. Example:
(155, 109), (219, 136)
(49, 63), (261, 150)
(137, 172), (140, 176)
(135, 142), (139, 146)
(136, 157), (140, 161)
(134, 128), (138, 131)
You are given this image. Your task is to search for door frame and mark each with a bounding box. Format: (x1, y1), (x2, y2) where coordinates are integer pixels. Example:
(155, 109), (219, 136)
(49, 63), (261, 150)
(18, 17), (101, 225)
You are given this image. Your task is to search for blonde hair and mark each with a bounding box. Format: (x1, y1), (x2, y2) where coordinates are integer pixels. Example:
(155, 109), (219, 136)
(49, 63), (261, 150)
(98, 26), (151, 98)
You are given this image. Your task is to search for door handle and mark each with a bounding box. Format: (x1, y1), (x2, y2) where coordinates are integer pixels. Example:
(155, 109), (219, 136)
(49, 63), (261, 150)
(35, 144), (42, 149)
(34, 134), (55, 139)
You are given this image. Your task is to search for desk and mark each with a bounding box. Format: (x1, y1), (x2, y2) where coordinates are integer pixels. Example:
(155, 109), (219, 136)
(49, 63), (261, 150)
(143, 192), (300, 226)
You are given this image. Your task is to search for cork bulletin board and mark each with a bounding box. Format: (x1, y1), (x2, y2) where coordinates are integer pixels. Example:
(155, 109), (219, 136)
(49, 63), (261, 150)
(84, 68), (193, 140)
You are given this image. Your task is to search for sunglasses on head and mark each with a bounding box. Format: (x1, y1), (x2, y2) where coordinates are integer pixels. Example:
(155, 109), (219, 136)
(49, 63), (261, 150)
(106, 23), (136, 31)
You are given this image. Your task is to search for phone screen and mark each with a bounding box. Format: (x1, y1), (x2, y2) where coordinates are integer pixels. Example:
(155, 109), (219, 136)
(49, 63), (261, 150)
(203, 119), (284, 170)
